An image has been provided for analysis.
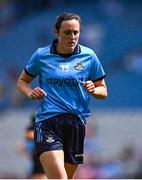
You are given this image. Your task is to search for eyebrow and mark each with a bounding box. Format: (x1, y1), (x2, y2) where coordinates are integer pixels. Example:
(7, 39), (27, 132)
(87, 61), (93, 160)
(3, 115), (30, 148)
(63, 30), (80, 34)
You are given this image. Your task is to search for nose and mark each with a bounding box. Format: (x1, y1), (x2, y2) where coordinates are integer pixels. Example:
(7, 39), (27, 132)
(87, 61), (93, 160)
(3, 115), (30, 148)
(70, 32), (76, 39)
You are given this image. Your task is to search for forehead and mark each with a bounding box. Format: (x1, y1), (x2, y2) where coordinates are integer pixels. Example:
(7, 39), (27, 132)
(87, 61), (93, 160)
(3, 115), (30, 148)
(60, 19), (80, 30)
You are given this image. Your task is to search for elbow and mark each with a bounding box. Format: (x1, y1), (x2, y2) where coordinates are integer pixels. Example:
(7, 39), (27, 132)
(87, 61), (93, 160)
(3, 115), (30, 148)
(17, 80), (20, 89)
(101, 87), (108, 99)
(17, 79), (24, 91)
(94, 88), (108, 99)
(102, 91), (108, 99)
(95, 90), (108, 99)
(101, 93), (108, 99)
(101, 91), (108, 99)
(95, 94), (107, 99)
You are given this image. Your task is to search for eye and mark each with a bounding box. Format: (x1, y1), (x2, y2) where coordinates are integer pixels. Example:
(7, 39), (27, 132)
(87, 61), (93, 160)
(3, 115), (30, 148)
(63, 30), (79, 35)
(73, 31), (79, 35)
(64, 30), (71, 35)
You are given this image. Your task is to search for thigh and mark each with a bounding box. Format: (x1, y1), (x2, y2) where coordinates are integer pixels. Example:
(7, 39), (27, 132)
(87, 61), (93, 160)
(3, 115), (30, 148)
(40, 150), (67, 179)
(65, 163), (78, 179)
(64, 115), (86, 164)
(34, 119), (64, 157)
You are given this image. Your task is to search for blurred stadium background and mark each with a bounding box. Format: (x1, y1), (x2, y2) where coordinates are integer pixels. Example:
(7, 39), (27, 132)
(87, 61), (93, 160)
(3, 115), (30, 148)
(0, 0), (142, 178)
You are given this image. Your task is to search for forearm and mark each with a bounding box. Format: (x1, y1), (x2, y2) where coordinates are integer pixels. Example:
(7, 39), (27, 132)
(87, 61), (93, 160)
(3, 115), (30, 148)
(17, 78), (47, 100)
(92, 86), (107, 99)
(17, 80), (32, 99)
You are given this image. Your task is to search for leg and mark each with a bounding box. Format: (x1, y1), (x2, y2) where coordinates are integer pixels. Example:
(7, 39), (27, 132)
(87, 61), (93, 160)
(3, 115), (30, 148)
(31, 173), (47, 179)
(65, 163), (78, 179)
(40, 150), (67, 179)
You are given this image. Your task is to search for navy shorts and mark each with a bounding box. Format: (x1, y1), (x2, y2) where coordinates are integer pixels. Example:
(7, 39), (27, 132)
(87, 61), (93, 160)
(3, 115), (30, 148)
(34, 113), (85, 164)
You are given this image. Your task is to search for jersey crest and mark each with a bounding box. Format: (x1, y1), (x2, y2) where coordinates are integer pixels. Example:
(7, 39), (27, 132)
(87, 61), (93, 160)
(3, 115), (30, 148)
(74, 63), (84, 71)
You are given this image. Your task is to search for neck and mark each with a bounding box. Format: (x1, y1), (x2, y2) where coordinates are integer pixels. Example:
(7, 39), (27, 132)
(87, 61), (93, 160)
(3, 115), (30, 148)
(56, 44), (73, 54)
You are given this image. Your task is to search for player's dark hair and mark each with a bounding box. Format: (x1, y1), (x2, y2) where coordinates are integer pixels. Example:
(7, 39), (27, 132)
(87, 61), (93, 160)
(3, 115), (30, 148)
(54, 12), (81, 31)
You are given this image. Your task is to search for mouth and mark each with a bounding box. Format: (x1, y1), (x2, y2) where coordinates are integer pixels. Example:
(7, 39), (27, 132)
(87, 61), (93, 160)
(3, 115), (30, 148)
(68, 42), (75, 47)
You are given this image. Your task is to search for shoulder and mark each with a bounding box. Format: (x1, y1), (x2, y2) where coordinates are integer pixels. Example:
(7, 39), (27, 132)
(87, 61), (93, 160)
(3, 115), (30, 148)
(36, 45), (51, 58)
(79, 44), (94, 53)
(79, 44), (96, 56)
(79, 44), (98, 59)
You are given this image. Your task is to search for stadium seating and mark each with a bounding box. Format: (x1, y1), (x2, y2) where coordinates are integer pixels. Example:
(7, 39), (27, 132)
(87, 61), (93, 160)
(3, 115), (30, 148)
(0, 2), (142, 110)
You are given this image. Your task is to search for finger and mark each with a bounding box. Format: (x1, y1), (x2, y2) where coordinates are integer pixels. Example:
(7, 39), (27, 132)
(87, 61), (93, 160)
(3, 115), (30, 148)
(85, 80), (92, 84)
(82, 82), (86, 87)
(39, 89), (47, 96)
(88, 88), (95, 93)
(87, 86), (94, 91)
(35, 87), (47, 96)
(85, 83), (93, 88)
(86, 83), (95, 90)
(32, 90), (40, 97)
(83, 80), (92, 87)
(30, 89), (46, 100)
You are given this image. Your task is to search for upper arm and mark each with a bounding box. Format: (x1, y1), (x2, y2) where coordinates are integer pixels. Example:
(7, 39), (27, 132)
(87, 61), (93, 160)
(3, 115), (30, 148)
(93, 78), (106, 87)
(25, 49), (40, 77)
(18, 70), (34, 84)
(89, 52), (106, 81)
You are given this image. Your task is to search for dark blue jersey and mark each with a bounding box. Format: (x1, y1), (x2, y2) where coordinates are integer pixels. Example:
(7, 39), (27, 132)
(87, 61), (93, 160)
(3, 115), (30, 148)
(25, 40), (105, 124)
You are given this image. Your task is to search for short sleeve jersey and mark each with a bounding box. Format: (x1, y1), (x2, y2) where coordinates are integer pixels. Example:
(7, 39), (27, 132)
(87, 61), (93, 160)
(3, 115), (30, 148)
(25, 39), (105, 124)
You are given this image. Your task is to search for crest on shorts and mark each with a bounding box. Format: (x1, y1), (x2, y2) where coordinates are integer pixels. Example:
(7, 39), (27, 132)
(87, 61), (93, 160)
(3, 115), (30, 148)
(46, 135), (55, 143)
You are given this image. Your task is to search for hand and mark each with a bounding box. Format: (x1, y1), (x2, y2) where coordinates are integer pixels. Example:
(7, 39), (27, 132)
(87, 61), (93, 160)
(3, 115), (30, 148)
(83, 80), (95, 95)
(29, 87), (47, 100)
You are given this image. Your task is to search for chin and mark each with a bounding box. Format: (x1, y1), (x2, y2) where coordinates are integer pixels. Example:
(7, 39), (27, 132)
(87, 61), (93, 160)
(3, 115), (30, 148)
(69, 45), (75, 51)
